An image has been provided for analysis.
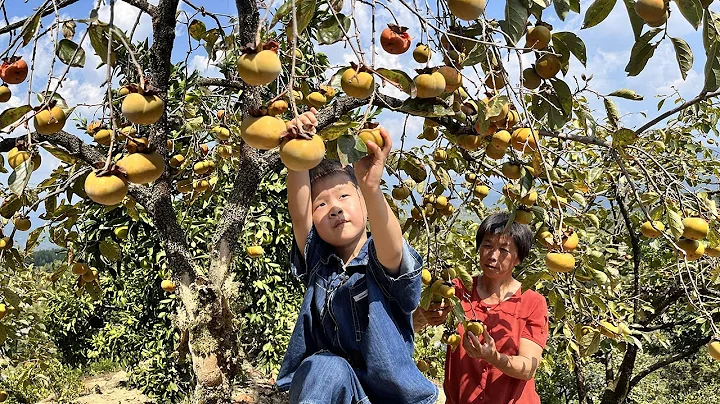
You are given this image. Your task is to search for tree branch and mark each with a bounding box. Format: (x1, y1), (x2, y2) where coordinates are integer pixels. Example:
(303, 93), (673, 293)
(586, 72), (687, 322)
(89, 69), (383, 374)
(0, 0), (80, 36)
(635, 90), (720, 135)
(122, 0), (157, 17)
(614, 186), (641, 317)
(142, 0), (199, 292)
(629, 335), (712, 389)
(196, 77), (245, 90)
(210, 148), (280, 283)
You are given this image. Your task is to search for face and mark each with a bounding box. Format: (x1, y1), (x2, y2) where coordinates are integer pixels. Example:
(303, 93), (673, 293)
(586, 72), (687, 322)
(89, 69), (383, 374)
(478, 233), (520, 278)
(311, 174), (367, 248)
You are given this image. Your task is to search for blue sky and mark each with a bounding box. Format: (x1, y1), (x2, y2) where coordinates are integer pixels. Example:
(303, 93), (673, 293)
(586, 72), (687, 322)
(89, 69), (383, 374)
(0, 0), (715, 247)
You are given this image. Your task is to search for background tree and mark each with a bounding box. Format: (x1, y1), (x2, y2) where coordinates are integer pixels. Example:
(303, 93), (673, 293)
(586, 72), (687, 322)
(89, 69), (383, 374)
(0, 0), (719, 403)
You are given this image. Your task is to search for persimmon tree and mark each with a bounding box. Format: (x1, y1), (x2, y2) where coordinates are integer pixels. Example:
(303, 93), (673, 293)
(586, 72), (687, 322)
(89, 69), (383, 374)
(0, 0), (720, 403)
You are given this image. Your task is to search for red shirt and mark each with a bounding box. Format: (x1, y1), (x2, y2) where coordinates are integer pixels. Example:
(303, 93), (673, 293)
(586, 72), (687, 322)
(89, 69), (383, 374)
(444, 276), (549, 404)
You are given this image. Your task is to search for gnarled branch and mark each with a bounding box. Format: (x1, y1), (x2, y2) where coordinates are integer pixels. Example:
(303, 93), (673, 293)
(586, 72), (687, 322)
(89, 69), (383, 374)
(629, 335), (712, 389)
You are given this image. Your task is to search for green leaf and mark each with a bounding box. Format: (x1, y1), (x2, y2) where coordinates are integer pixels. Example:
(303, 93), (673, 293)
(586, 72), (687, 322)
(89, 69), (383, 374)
(317, 14), (351, 45)
(452, 298), (466, 323)
(337, 134), (366, 166)
(582, 0), (618, 29)
(88, 23), (128, 67)
(399, 156), (427, 182)
(583, 331), (601, 356)
(551, 37), (572, 75)
(622, 0), (645, 40)
(586, 213), (601, 228)
(319, 119), (357, 141)
(674, 0), (703, 30)
(671, 37), (693, 80)
(419, 286), (433, 310)
(552, 32), (587, 66)
(398, 98), (454, 117)
(271, 0), (293, 28)
(375, 68), (415, 96)
(625, 28), (662, 76)
(3, 288), (21, 307)
(456, 263), (474, 291)
(0, 105), (32, 130)
(100, 240), (121, 261)
(604, 98), (620, 128)
(26, 228), (42, 251)
(291, 0), (317, 37)
(608, 89), (643, 100)
(188, 19), (207, 40)
(56, 39), (86, 67)
(504, 0), (529, 45)
(703, 10), (720, 52)
(8, 159), (33, 196)
(666, 208), (685, 239)
(613, 128), (638, 147)
(487, 95), (511, 118)
(20, 12), (41, 46)
(704, 37), (720, 92)
(554, 0), (581, 21)
(550, 79), (572, 116)
(0, 195), (22, 219)
(41, 144), (77, 164)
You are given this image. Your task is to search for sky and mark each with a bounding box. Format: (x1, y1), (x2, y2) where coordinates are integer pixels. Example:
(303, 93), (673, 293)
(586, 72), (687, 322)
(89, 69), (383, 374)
(0, 0), (716, 248)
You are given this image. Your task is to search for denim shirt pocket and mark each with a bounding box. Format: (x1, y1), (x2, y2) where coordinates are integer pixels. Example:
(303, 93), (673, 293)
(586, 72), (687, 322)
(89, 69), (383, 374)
(349, 277), (370, 342)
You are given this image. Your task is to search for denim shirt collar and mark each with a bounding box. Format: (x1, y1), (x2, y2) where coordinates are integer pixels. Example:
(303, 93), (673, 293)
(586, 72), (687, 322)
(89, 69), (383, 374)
(314, 230), (373, 269)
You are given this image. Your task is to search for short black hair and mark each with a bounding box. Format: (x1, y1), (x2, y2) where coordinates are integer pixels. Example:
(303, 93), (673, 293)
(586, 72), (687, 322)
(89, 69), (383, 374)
(475, 212), (533, 262)
(309, 159), (358, 188)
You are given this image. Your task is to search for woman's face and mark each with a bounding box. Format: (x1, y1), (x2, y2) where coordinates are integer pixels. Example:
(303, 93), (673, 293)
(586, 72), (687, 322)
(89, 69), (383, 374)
(311, 175), (367, 248)
(478, 233), (520, 278)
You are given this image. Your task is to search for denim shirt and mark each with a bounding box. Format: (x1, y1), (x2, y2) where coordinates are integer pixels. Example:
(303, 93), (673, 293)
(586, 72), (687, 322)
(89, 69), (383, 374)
(277, 227), (438, 404)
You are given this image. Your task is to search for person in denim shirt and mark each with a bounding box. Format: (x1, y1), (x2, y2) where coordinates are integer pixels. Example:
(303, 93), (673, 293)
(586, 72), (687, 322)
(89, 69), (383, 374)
(276, 108), (438, 404)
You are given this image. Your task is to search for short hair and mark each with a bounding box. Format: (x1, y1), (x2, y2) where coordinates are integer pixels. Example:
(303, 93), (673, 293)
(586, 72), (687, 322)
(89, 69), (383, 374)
(475, 212), (533, 262)
(309, 159), (358, 188)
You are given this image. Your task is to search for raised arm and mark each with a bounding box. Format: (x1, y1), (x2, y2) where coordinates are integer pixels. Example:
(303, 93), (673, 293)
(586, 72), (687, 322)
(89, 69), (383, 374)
(354, 128), (403, 276)
(285, 108), (318, 257)
(287, 170), (313, 257)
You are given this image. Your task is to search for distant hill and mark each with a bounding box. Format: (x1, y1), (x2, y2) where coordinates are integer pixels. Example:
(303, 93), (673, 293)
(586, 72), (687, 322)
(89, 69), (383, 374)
(32, 249), (63, 266)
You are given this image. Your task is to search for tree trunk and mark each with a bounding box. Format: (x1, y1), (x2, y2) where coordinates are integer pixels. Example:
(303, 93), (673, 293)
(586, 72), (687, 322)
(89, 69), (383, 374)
(186, 284), (240, 403)
(600, 344), (638, 404)
(572, 352), (593, 404)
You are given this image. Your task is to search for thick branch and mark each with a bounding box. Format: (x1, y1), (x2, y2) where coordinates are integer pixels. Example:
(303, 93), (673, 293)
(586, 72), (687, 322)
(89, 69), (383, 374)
(629, 335), (712, 389)
(235, 0), (259, 46)
(635, 90), (720, 135)
(315, 93), (404, 129)
(640, 287), (683, 326)
(140, 0), (197, 287)
(210, 148), (280, 271)
(572, 352), (593, 404)
(0, 0), (80, 36)
(122, 0), (157, 16)
(196, 77), (245, 90)
(614, 188), (641, 317)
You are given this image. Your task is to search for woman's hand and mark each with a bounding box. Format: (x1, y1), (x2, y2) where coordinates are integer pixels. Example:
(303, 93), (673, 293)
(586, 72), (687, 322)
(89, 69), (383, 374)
(354, 127), (392, 193)
(463, 327), (498, 362)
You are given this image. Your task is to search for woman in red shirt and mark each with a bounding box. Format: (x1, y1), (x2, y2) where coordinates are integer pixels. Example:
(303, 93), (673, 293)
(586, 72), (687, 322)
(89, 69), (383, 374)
(415, 213), (549, 404)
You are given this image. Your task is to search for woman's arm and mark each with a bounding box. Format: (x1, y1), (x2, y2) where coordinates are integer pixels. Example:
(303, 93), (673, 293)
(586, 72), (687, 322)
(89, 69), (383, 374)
(463, 330), (543, 381)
